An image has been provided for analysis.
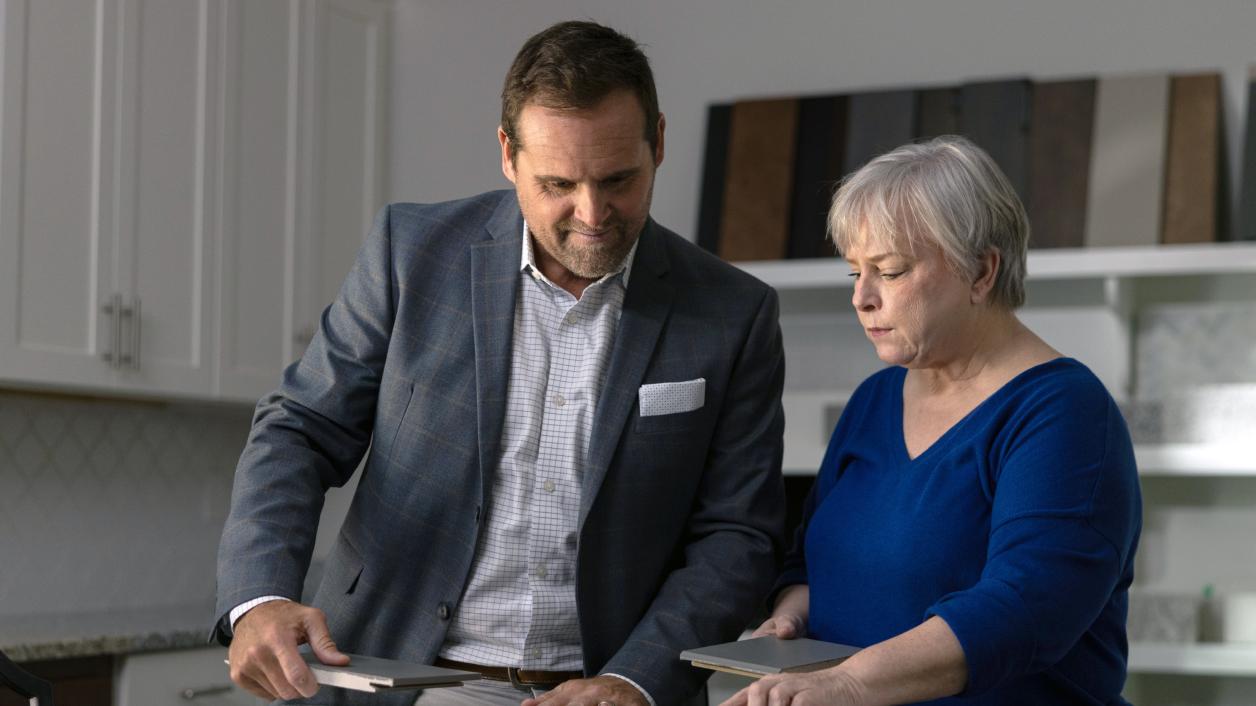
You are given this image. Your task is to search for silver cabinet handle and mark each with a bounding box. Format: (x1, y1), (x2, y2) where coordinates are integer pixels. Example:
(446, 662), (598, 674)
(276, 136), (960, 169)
(117, 302), (133, 368)
(101, 293), (123, 367)
(116, 296), (141, 370)
(131, 296), (141, 370)
(180, 684), (235, 700)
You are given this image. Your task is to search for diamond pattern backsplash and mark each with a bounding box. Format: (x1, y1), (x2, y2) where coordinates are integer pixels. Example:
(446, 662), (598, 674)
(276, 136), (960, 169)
(0, 391), (252, 617)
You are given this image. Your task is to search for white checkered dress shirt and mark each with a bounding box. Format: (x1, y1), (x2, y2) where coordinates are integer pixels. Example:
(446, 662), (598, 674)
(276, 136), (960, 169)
(440, 224), (633, 668)
(233, 223), (652, 702)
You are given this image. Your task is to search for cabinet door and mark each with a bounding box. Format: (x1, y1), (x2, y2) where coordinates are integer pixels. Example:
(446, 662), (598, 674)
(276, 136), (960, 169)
(214, 0), (301, 401)
(0, 0), (121, 389)
(112, 0), (217, 396)
(292, 0), (388, 357)
(216, 0), (387, 403)
(114, 647), (264, 706)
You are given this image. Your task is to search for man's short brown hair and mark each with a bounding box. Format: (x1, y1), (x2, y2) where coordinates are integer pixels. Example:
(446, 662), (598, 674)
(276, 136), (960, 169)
(501, 20), (659, 161)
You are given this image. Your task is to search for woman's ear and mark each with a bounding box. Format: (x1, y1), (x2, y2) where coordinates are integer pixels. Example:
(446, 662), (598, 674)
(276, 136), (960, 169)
(971, 249), (1000, 304)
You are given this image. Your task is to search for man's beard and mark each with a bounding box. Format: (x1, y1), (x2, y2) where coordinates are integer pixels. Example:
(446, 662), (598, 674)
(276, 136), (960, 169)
(549, 218), (642, 279)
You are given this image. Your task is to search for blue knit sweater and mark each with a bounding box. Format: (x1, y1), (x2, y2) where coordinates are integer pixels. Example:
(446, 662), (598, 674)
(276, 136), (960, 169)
(779, 359), (1141, 705)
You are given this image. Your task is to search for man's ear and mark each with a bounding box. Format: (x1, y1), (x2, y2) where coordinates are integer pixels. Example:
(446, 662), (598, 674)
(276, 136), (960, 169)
(971, 249), (1000, 304)
(499, 126), (517, 184)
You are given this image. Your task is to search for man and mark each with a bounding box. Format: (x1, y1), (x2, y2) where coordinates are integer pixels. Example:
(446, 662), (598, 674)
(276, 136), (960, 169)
(214, 20), (785, 706)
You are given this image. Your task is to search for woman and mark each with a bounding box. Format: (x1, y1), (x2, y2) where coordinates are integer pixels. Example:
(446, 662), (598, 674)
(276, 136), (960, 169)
(724, 136), (1141, 706)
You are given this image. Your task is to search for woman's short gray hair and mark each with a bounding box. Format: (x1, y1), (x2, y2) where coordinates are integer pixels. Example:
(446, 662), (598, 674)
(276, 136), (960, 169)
(827, 135), (1029, 309)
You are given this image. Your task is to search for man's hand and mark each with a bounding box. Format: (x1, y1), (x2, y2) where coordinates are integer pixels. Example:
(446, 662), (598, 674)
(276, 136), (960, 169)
(520, 675), (649, 706)
(226, 600), (350, 701)
(752, 584), (809, 640)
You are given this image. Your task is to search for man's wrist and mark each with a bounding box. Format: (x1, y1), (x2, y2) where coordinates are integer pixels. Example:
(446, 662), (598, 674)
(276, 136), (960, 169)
(228, 595), (291, 633)
(601, 673), (655, 706)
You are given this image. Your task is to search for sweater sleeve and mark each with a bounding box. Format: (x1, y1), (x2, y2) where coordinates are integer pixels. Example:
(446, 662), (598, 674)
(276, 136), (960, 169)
(925, 382), (1140, 695)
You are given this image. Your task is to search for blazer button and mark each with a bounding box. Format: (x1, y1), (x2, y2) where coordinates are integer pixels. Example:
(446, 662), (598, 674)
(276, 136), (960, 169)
(437, 602), (451, 620)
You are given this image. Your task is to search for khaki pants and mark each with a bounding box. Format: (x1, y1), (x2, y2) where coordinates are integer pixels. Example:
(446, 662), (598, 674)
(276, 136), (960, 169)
(414, 678), (547, 705)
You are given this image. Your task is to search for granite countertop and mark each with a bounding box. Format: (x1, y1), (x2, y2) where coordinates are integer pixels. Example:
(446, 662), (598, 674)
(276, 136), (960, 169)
(0, 603), (218, 662)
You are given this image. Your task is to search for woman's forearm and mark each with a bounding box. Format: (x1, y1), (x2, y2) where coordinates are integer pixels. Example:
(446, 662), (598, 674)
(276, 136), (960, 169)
(836, 615), (968, 706)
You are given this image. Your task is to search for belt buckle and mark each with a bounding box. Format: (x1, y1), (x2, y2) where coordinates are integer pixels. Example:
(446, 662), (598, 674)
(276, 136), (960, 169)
(507, 666), (526, 689)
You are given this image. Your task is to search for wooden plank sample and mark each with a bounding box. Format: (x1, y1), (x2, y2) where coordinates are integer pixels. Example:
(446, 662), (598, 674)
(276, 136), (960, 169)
(959, 79), (1032, 199)
(719, 98), (799, 262)
(916, 86), (961, 139)
(788, 95), (845, 259)
(1084, 73), (1170, 247)
(1240, 67), (1256, 241)
(1162, 72), (1222, 244)
(842, 89), (917, 176)
(1028, 79), (1096, 249)
(697, 103), (732, 254)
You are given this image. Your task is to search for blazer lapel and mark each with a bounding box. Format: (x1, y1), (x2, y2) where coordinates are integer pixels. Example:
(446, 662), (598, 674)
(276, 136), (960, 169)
(581, 221), (674, 526)
(471, 193), (523, 495)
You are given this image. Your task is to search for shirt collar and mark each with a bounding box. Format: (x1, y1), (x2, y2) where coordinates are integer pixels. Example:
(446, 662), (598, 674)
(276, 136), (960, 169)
(520, 220), (639, 290)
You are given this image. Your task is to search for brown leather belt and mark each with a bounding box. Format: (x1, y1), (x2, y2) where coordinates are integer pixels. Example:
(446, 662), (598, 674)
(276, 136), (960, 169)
(434, 657), (583, 688)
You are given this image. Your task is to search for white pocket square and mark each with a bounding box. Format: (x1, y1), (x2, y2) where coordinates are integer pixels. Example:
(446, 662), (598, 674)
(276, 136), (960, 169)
(638, 378), (705, 417)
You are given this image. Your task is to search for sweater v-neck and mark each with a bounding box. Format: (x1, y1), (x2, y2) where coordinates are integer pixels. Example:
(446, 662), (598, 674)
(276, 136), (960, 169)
(893, 357), (1073, 463)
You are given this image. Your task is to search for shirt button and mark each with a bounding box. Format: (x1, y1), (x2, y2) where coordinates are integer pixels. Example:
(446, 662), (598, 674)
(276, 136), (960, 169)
(437, 602), (451, 620)
(543, 479), (555, 493)
(534, 564), (548, 579)
(564, 312), (576, 325)
(552, 394), (566, 408)
(530, 648), (542, 659)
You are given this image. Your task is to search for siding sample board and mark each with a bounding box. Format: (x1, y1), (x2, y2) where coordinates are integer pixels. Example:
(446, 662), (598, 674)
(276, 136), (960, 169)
(719, 98), (799, 262)
(1028, 79), (1096, 249)
(959, 79), (1032, 200)
(1162, 73), (1222, 244)
(843, 90), (917, 176)
(788, 95), (845, 259)
(1084, 74), (1170, 247)
(1241, 67), (1256, 241)
(697, 103), (732, 254)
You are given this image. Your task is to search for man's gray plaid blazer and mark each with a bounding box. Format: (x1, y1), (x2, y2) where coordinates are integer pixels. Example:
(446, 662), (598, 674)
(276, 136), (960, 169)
(214, 190), (787, 705)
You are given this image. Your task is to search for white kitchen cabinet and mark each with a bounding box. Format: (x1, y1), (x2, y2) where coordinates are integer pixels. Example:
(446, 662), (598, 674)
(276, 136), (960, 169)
(114, 646), (264, 706)
(214, 0), (388, 403)
(0, 0), (216, 397)
(0, 0), (388, 402)
(115, 0), (218, 397)
(0, 0), (123, 391)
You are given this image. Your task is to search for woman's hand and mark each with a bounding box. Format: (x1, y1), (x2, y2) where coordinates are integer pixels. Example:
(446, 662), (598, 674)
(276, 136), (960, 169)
(719, 667), (865, 706)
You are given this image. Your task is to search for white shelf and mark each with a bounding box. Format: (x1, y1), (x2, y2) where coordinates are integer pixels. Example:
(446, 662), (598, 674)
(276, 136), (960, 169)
(781, 390), (849, 475)
(1129, 642), (1256, 677)
(781, 443), (1256, 477)
(1135, 444), (1256, 477)
(737, 242), (1256, 291)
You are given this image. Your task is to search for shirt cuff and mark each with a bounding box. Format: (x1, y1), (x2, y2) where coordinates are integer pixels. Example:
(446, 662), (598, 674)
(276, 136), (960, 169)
(229, 595), (291, 632)
(602, 672), (656, 706)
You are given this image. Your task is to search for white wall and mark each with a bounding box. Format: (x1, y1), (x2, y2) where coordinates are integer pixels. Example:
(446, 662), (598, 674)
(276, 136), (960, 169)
(388, 0), (1256, 239)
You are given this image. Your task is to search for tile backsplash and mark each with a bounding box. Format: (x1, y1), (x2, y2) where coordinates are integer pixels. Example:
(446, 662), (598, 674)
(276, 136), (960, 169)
(0, 391), (252, 617)
(1131, 301), (1256, 443)
(1135, 302), (1256, 400)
